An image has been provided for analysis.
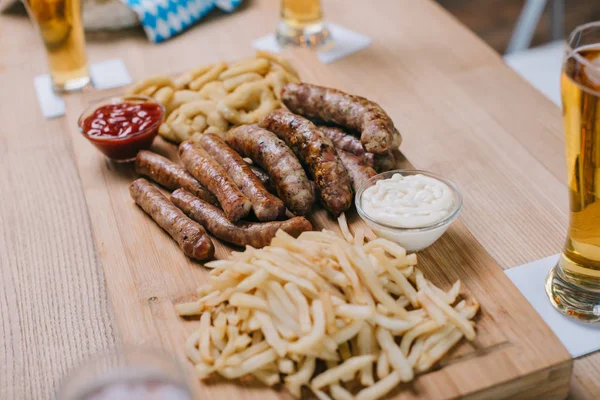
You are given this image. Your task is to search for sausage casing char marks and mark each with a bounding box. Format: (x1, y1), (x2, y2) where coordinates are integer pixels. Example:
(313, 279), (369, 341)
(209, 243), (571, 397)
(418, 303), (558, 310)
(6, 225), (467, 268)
(336, 149), (377, 192)
(318, 125), (396, 172)
(135, 150), (219, 206)
(179, 141), (251, 222)
(282, 82), (400, 154)
(226, 124), (314, 215)
(130, 178), (214, 261)
(247, 163), (276, 194)
(171, 189), (312, 248)
(198, 133), (285, 221)
(260, 109), (353, 217)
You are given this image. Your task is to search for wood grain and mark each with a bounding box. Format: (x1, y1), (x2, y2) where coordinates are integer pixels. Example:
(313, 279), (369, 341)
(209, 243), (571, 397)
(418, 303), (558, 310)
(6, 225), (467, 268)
(2, 0), (597, 398)
(0, 18), (116, 400)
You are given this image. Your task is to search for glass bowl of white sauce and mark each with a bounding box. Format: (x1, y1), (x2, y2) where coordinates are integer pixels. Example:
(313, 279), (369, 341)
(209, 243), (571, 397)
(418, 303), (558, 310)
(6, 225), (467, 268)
(355, 170), (462, 252)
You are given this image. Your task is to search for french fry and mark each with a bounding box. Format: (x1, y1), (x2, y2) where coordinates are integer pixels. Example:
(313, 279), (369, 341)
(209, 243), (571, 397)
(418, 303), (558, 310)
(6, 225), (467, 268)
(199, 312), (214, 364)
(356, 371), (401, 400)
(184, 329), (202, 364)
(255, 311), (287, 357)
(288, 300), (326, 354)
(312, 355), (375, 389)
(357, 325), (375, 386)
(285, 282), (312, 334)
(375, 327), (413, 382)
(423, 286), (476, 340)
(337, 213), (354, 242)
(330, 384), (354, 400)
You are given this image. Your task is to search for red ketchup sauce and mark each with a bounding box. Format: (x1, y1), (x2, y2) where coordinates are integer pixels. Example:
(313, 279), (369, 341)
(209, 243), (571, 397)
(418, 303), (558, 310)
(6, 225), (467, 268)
(80, 101), (164, 161)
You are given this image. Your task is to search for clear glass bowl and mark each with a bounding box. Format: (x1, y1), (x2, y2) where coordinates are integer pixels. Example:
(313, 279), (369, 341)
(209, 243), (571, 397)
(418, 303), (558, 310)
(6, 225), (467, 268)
(78, 95), (164, 163)
(355, 169), (462, 252)
(57, 345), (193, 400)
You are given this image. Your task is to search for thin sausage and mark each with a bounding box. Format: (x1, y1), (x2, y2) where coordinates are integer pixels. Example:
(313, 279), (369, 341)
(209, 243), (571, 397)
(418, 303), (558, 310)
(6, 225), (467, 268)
(282, 82), (400, 154)
(260, 109), (353, 217)
(179, 141), (251, 222)
(226, 124), (314, 215)
(130, 178), (214, 261)
(135, 150), (218, 206)
(171, 189), (312, 248)
(198, 134), (285, 221)
(318, 126), (396, 172)
(247, 163), (276, 194)
(336, 149), (377, 192)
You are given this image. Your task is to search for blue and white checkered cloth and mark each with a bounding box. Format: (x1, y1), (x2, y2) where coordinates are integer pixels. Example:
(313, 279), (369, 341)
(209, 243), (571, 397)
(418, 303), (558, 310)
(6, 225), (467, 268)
(123, 0), (243, 43)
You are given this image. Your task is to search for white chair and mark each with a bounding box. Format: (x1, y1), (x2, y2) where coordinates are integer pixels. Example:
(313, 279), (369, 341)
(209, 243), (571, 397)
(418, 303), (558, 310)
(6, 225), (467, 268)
(504, 40), (564, 106)
(503, 0), (565, 106)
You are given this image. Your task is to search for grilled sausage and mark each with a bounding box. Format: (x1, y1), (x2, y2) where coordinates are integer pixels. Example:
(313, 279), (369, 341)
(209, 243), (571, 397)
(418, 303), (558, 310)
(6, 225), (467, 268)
(282, 82), (400, 154)
(135, 150), (219, 206)
(336, 149), (377, 192)
(247, 163), (276, 194)
(179, 141), (251, 222)
(130, 179), (214, 261)
(226, 124), (314, 215)
(318, 126), (396, 172)
(260, 109), (353, 217)
(198, 134), (285, 222)
(171, 189), (312, 248)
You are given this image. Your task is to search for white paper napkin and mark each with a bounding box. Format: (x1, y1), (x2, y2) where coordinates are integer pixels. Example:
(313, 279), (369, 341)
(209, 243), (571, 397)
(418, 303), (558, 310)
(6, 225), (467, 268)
(252, 23), (371, 64)
(34, 58), (132, 119)
(34, 75), (66, 119)
(89, 59), (132, 90)
(505, 254), (600, 358)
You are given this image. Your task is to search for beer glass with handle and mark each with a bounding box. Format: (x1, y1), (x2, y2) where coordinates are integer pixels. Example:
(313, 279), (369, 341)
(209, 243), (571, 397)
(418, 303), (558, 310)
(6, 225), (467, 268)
(24, 0), (90, 92)
(276, 0), (332, 48)
(546, 21), (600, 322)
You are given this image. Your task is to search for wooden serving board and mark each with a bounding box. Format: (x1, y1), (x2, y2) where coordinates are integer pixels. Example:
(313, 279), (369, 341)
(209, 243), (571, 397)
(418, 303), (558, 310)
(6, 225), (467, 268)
(63, 54), (572, 399)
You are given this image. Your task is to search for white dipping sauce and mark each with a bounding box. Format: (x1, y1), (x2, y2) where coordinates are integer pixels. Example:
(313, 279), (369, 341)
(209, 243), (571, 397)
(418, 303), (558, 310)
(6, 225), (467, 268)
(361, 173), (455, 228)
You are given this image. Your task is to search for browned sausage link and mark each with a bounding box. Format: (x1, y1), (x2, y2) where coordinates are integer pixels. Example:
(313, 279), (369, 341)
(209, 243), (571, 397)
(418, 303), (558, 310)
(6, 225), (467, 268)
(260, 110), (353, 217)
(135, 150), (219, 206)
(336, 149), (377, 192)
(171, 189), (313, 248)
(282, 82), (400, 154)
(130, 178), (214, 261)
(318, 126), (396, 172)
(247, 163), (276, 194)
(198, 134), (285, 222)
(179, 141), (251, 222)
(226, 124), (314, 215)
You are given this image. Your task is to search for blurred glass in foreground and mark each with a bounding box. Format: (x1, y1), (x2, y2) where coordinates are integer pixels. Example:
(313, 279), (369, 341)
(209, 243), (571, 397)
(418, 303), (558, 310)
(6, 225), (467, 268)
(58, 346), (193, 400)
(276, 0), (332, 48)
(546, 21), (600, 322)
(24, 0), (90, 92)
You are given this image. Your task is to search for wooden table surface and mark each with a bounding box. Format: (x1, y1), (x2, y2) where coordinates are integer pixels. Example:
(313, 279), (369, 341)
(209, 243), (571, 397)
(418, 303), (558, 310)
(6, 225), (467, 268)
(1, 0), (597, 399)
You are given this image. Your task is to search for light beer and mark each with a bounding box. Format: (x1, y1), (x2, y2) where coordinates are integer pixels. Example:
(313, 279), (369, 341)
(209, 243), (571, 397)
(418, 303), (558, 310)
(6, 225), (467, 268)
(561, 47), (600, 277)
(547, 23), (600, 322)
(25, 0), (90, 91)
(276, 0), (331, 48)
(281, 0), (323, 28)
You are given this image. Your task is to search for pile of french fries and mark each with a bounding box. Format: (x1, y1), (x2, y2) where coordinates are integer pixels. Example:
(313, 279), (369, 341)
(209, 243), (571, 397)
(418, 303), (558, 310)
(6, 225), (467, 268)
(176, 216), (479, 400)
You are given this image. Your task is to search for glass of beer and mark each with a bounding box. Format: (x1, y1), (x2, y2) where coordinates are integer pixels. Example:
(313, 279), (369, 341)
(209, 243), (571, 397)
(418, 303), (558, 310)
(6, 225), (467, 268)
(546, 21), (600, 322)
(24, 0), (90, 92)
(58, 346), (193, 400)
(276, 0), (332, 48)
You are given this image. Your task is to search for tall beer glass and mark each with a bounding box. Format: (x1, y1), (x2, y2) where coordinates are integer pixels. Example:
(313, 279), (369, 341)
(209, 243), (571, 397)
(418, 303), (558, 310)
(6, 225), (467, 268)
(276, 0), (331, 48)
(546, 22), (600, 322)
(24, 0), (90, 92)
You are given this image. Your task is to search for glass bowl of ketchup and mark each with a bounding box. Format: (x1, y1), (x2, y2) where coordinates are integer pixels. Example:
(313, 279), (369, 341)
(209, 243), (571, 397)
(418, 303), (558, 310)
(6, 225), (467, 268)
(78, 95), (165, 162)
